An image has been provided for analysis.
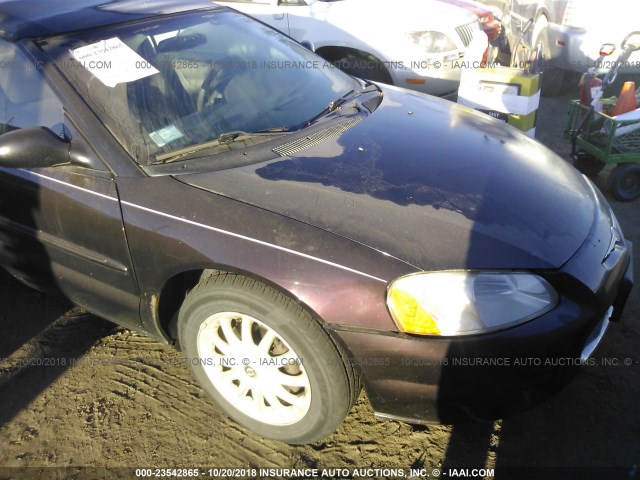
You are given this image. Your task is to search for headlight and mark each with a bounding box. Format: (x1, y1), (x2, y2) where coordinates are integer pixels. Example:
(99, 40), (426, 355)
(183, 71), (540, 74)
(407, 31), (458, 54)
(387, 272), (558, 336)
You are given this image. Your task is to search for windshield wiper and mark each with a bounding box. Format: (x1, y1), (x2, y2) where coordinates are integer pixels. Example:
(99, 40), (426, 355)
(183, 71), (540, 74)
(155, 130), (287, 163)
(302, 89), (358, 126)
(301, 82), (381, 128)
(218, 129), (290, 144)
(255, 126), (289, 133)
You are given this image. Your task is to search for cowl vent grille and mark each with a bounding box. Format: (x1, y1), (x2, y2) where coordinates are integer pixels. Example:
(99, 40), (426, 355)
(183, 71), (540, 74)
(273, 116), (364, 157)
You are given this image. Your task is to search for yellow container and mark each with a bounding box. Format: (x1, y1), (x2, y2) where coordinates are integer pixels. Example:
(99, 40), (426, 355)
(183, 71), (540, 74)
(457, 67), (541, 137)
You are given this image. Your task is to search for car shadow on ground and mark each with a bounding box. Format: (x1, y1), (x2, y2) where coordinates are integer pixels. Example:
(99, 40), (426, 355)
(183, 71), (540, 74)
(0, 269), (116, 427)
(432, 320), (640, 479)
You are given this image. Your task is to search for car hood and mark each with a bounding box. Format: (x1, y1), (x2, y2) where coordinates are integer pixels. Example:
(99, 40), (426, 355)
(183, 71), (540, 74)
(178, 86), (595, 272)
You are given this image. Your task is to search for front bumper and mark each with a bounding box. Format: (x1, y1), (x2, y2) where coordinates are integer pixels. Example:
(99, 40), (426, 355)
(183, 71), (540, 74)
(332, 195), (633, 424)
(391, 61), (463, 97)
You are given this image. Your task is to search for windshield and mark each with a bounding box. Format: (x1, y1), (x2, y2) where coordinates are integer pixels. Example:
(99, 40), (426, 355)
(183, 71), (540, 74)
(42, 9), (358, 165)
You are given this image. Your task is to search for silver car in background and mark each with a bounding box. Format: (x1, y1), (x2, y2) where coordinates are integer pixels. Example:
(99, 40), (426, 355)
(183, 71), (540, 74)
(215, 0), (481, 97)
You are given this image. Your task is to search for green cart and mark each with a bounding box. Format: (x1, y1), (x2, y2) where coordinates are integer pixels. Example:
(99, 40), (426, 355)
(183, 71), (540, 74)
(564, 31), (640, 202)
(565, 100), (640, 201)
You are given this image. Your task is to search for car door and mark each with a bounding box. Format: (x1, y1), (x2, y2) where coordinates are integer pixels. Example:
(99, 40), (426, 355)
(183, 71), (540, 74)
(0, 40), (142, 330)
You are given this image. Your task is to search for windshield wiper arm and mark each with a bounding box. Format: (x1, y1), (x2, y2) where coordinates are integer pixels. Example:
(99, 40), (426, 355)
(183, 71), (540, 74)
(301, 82), (381, 128)
(303, 89), (358, 126)
(219, 127), (289, 143)
(155, 130), (287, 163)
(255, 126), (289, 133)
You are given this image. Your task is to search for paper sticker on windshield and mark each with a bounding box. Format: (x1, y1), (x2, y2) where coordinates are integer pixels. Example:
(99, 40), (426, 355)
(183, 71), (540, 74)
(71, 37), (159, 88)
(149, 125), (184, 147)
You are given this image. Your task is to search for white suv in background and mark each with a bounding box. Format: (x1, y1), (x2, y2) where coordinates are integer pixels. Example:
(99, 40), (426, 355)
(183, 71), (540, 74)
(215, 0), (481, 97)
(482, 0), (640, 95)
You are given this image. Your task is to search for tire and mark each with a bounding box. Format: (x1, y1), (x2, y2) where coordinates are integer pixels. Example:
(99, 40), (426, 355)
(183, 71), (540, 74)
(177, 272), (361, 444)
(532, 16), (565, 96)
(573, 152), (606, 177)
(608, 163), (640, 202)
(333, 53), (392, 84)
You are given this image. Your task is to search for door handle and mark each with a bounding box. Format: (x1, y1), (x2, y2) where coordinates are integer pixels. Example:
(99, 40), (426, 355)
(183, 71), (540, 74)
(274, 13), (284, 20)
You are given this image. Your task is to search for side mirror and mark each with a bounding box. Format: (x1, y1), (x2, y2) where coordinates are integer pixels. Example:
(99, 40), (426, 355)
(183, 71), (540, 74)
(0, 127), (71, 169)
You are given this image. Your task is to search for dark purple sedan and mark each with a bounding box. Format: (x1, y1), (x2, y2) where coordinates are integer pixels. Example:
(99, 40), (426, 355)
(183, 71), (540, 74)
(0, 0), (632, 444)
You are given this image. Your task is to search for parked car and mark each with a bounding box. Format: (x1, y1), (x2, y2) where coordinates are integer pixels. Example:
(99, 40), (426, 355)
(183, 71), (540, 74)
(480, 0), (640, 95)
(215, 0), (482, 97)
(0, 0), (633, 444)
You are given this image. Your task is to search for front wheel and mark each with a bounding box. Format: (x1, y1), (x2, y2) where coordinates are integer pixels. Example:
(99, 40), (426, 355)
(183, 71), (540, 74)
(178, 273), (361, 444)
(608, 163), (640, 202)
(333, 54), (392, 84)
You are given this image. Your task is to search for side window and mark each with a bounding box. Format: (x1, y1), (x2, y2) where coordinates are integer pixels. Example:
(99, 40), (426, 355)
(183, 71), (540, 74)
(0, 40), (65, 138)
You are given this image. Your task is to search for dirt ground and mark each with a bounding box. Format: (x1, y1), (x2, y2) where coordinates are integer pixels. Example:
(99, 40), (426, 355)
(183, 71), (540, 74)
(1, 89), (639, 480)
